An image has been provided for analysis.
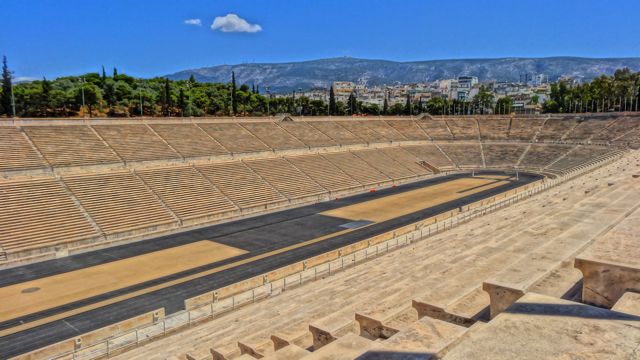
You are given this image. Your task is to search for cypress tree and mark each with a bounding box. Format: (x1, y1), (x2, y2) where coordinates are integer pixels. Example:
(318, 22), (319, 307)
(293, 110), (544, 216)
(101, 66), (107, 85)
(329, 85), (336, 116)
(231, 71), (237, 115)
(163, 78), (171, 116)
(42, 77), (51, 116)
(113, 67), (118, 78)
(178, 88), (186, 117)
(348, 92), (357, 114)
(1, 56), (12, 116)
(103, 79), (117, 108)
(383, 96), (389, 115)
(188, 74), (196, 84)
(405, 92), (411, 116)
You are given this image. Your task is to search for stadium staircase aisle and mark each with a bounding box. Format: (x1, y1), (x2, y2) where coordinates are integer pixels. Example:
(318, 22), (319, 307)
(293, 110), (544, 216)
(616, 127), (640, 148)
(478, 116), (511, 140)
(535, 117), (579, 141)
(306, 121), (364, 145)
(92, 124), (182, 162)
(136, 166), (238, 224)
(379, 147), (432, 175)
(437, 143), (484, 168)
(150, 124), (230, 158)
(277, 122), (338, 148)
(197, 123), (272, 153)
(591, 116), (640, 143)
(241, 122), (307, 151)
(62, 171), (179, 235)
(415, 118), (453, 140)
(444, 117), (480, 140)
(195, 161), (287, 209)
(385, 119), (430, 140)
(24, 125), (123, 167)
(562, 117), (616, 141)
(285, 154), (362, 193)
(335, 121), (388, 143)
(507, 116), (546, 141)
(517, 144), (575, 169)
(546, 145), (615, 172)
(321, 151), (391, 186)
(244, 158), (327, 200)
(0, 127), (49, 172)
(482, 143), (528, 168)
(402, 144), (456, 170)
(364, 120), (408, 141)
(0, 178), (101, 253)
(351, 149), (416, 180)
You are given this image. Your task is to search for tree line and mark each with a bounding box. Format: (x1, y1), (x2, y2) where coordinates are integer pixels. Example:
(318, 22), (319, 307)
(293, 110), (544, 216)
(544, 68), (640, 113)
(1, 56), (639, 118)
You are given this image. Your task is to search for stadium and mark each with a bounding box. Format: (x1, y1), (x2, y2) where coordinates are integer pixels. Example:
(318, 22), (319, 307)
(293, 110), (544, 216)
(0, 113), (639, 360)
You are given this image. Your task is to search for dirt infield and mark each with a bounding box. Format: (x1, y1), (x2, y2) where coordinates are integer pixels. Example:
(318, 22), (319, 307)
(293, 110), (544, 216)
(0, 241), (245, 324)
(323, 175), (513, 222)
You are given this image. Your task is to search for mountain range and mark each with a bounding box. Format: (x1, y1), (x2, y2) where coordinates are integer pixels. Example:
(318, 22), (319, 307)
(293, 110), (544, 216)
(166, 57), (640, 92)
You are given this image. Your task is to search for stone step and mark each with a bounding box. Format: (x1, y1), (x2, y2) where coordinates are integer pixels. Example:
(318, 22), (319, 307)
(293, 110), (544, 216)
(528, 263), (583, 302)
(235, 354), (258, 360)
(270, 329), (314, 352)
(611, 292), (640, 316)
(411, 204), (569, 326)
(300, 334), (380, 360)
(574, 198), (640, 308)
(185, 347), (211, 360)
(383, 316), (468, 358)
(442, 293), (640, 360)
(483, 182), (640, 318)
(210, 342), (241, 360)
(261, 344), (310, 360)
(308, 313), (359, 350)
(441, 287), (490, 325)
(382, 307), (421, 335)
(237, 331), (276, 358)
(355, 305), (418, 340)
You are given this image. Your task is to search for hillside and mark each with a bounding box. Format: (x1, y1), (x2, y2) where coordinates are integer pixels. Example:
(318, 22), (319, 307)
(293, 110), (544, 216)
(166, 56), (640, 92)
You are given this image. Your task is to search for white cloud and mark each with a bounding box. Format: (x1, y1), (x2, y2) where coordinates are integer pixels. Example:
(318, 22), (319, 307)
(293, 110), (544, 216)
(184, 18), (202, 26)
(14, 76), (37, 83)
(211, 14), (262, 33)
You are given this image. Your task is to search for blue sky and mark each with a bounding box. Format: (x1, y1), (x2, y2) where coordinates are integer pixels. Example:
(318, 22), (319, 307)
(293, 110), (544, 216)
(2, 0), (639, 80)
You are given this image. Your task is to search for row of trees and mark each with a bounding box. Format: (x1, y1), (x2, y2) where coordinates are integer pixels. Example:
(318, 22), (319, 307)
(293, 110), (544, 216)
(0, 58), (307, 117)
(1, 56), (639, 118)
(544, 68), (640, 113)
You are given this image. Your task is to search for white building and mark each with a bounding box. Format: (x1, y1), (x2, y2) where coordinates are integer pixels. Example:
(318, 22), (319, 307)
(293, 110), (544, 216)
(458, 76), (479, 89)
(533, 74), (548, 86)
(332, 81), (356, 102)
(455, 76), (479, 101)
(301, 89), (329, 102)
